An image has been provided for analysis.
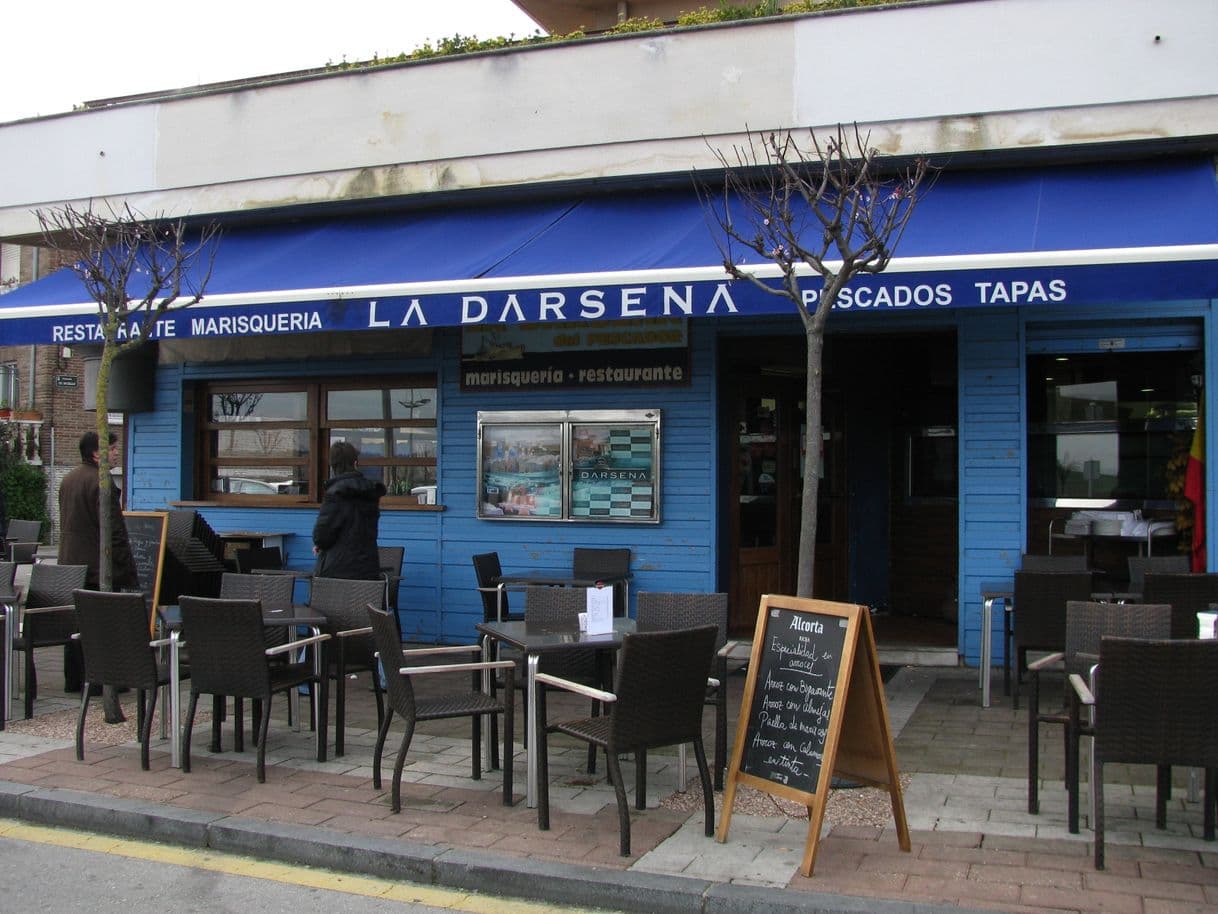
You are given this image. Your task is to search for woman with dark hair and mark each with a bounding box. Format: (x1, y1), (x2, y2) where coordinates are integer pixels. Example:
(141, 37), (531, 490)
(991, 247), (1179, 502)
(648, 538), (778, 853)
(311, 441), (386, 580)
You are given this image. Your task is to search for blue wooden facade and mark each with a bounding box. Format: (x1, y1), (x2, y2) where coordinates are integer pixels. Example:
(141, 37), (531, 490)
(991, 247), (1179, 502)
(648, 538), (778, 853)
(122, 294), (1218, 668)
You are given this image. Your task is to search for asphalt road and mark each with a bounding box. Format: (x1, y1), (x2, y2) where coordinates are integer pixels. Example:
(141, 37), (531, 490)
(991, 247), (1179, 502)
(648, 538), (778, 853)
(0, 818), (612, 914)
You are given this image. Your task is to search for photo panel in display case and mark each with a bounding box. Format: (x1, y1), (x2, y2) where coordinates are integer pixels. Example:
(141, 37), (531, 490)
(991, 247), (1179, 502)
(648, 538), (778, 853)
(477, 409), (661, 523)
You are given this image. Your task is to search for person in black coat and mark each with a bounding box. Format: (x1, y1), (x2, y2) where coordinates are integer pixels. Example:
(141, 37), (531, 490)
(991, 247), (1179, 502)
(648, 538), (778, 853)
(312, 441), (385, 580)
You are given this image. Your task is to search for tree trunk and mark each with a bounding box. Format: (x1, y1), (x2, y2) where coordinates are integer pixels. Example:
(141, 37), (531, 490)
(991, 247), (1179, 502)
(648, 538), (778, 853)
(96, 333), (117, 593)
(795, 285), (838, 599)
(98, 328), (126, 725)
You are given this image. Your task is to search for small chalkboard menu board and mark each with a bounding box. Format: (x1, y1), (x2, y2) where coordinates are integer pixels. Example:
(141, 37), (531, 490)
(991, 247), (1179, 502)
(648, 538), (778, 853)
(122, 511), (169, 628)
(717, 594), (909, 877)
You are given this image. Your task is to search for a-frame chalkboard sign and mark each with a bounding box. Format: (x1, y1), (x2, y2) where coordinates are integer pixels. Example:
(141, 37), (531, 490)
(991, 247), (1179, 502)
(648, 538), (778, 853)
(122, 511), (169, 632)
(716, 594), (909, 877)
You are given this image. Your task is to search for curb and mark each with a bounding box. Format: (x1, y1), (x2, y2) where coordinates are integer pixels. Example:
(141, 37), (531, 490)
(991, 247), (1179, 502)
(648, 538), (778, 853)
(0, 779), (993, 914)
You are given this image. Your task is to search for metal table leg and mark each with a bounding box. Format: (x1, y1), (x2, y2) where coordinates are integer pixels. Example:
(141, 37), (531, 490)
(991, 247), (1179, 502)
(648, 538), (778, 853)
(981, 596), (994, 708)
(481, 633), (494, 772)
(312, 626), (327, 763)
(526, 652), (540, 809)
(2, 602), (13, 726)
(169, 631), (182, 768)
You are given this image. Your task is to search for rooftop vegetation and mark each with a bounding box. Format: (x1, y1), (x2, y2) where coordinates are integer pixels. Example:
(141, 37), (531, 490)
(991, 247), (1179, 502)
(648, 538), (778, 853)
(325, 1), (903, 71)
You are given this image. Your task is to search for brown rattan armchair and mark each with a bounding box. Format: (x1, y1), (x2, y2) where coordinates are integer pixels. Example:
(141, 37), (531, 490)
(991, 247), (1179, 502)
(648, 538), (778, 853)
(367, 604), (515, 811)
(572, 547), (631, 616)
(535, 624), (719, 856)
(1068, 637), (1218, 869)
(1026, 600), (1170, 825)
(4, 519), (41, 564)
(72, 589), (179, 770)
(636, 591), (739, 791)
(218, 571), (299, 728)
(472, 551), (523, 623)
(1141, 571), (1218, 639)
(1124, 555), (1189, 602)
(11, 562), (88, 718)
(1011, 570), (1094, 709)
(378, 545), (405, 616)
(220, 571), (294, 609)
(178, 595), (329, 782)
(522, 585), (606, 773)
(308, 576), (388, 757)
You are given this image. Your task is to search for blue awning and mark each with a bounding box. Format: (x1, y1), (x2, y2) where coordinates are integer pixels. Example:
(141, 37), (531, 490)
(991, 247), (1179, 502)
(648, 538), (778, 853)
(1, 158), (1216, 344)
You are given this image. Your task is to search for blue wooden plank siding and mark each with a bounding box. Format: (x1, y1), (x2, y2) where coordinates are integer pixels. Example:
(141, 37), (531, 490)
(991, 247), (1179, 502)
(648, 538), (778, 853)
(957, 309), (1024, 667)
(126, 324), (720, 645)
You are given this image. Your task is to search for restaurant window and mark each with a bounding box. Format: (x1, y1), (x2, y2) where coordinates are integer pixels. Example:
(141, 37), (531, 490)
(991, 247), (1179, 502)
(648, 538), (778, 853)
(1027, 352), (1199, 505)
(200, 377), (437, 504)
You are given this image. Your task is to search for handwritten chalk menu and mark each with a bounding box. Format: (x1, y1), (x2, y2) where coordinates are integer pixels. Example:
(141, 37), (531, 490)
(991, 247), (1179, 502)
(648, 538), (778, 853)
(123, 511), (168, 623)
(717, 594), (909, 877)
(739, 606), (847, 794)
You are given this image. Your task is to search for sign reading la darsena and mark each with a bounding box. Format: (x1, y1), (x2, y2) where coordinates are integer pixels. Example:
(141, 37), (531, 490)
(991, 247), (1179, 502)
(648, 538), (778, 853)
(17, 257), (1216, 346)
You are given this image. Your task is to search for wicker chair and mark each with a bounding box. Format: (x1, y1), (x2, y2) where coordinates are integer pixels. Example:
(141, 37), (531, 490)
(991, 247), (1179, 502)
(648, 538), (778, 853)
(367, 603), (515, 811)
(636, 591), (736, 791)
(1021, 554), (1089, 571)
(178, 596), (329, 782)
(218, 571), (298, 729)
(11, 563), (88, 718)
(1125, 555), (1189, 601)
(72, 589), (177, 770)
(308, 576), (387, 757)
(220, 571), (294, 610)
(1010, 570), (1094, 709)
(523, 585), (606, 772)
(536, 625), (719, 856)
(1141, 571), (1218, 639)
(1068, 637), (1218, 869)
(0, 561), (16, 595)
(472, 551), (524, 623)
(1025, 600), (1171, 826)
(378, 545), (405, 616)
(4, 519), (41, 563)
(572, 547), (631, 616)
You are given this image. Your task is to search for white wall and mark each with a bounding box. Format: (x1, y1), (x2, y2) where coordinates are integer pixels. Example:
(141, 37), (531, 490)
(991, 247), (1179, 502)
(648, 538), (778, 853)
(0, 0), (1214, 238)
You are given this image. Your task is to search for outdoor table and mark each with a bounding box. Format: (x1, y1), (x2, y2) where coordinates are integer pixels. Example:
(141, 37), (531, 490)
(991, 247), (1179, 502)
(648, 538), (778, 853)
(493, 569), (633, 622)
(978, 582), (1012, 709)
(476, 616), (635, 808)
(157, 603), (329, 769)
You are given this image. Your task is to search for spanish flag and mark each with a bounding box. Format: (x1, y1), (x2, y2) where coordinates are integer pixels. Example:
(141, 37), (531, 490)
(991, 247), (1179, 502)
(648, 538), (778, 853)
(1185, 393), (1206, 572)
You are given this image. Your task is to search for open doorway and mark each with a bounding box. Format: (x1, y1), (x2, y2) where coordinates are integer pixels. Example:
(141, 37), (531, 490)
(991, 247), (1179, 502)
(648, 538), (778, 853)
(720, 331), (958, 651)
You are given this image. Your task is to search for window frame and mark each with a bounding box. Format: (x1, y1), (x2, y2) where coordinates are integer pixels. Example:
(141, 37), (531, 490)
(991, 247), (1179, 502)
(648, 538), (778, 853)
(198, 375), (437, 506)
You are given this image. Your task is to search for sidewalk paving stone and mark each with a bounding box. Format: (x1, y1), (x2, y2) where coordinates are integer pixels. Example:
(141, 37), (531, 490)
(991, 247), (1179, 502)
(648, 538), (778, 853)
(3, 606), (1217, 913)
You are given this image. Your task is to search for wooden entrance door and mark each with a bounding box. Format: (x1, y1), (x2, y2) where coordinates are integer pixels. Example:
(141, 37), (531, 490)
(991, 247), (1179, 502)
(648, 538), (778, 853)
(727, 378), (846, 634)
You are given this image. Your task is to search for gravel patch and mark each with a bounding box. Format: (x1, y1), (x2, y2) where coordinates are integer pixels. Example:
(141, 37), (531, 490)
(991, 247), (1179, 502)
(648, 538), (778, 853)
(660, 774), (913, 827)
(6, 699), (211, 747)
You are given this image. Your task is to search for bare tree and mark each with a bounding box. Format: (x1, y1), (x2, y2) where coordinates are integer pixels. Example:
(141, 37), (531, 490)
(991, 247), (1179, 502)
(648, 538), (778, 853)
(700, 125), (931, 597)
(36, 202), (220, 588)
(36, 203), (218, 722)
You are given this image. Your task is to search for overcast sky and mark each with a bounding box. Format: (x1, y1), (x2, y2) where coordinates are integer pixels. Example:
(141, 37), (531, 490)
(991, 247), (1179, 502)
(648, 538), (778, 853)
(1, 1), (543, 123)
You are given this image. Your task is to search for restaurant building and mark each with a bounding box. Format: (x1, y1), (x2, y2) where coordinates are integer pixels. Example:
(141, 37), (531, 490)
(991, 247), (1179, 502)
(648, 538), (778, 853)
(0, 0), (1216, 669)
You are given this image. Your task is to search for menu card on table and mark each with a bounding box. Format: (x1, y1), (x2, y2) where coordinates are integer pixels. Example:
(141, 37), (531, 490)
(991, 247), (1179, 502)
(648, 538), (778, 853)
(584, 585), (614, 634)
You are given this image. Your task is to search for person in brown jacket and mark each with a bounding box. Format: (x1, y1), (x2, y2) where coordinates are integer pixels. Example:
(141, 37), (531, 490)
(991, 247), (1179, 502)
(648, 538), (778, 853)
(58, 431), (138, 709)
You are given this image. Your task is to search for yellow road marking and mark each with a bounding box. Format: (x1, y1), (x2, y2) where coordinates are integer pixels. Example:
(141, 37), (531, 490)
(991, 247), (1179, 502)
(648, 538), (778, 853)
(0, 818), (614, 914)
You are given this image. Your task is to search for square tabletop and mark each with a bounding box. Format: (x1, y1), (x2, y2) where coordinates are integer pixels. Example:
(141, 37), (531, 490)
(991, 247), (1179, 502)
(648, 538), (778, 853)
(158, 603), (326, 630)
(476, 617), (635, 653)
